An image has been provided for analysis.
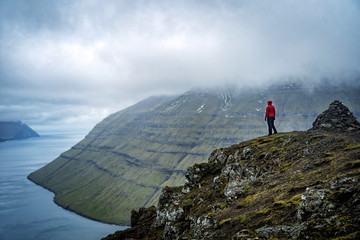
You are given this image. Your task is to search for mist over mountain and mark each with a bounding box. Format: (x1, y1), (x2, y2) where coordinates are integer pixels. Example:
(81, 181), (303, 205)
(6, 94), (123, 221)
(28, 82), (360, 224)
(1, 0), (360, 129)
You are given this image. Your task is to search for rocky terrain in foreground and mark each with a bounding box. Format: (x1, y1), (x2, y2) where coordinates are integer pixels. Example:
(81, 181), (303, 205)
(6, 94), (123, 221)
(103, 101), (360, 239)
(0, 121), (39, 142)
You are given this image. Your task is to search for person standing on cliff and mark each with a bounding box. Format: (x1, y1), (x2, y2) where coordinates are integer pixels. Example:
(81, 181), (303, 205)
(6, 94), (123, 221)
(265, 100), (277, 135)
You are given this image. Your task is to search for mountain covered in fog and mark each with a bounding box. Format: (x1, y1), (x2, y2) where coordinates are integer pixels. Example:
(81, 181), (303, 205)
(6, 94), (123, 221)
(28, 83), (360, 224)
(0, 121), (39, 142)
(103, 101), (360, 240)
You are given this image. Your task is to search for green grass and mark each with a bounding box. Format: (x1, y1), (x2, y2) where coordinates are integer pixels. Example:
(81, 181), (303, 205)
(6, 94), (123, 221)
(345, 143), (360, 150)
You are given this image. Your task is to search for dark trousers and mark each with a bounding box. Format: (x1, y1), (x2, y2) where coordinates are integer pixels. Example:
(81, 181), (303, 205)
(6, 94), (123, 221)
(267, 117), (277, 135)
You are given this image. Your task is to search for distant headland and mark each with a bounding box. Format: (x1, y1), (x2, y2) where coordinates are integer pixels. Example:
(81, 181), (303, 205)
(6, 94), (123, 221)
(0, 121), (39, 142)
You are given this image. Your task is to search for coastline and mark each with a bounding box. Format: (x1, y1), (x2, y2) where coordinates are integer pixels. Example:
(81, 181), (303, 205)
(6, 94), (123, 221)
(27, 175), (131, 227)
(0, 135), (40, 142)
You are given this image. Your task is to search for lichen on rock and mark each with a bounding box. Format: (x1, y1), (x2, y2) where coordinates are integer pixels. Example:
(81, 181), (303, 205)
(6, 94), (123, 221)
(221, 162), (259, 201)
(155, 186), (185, 228)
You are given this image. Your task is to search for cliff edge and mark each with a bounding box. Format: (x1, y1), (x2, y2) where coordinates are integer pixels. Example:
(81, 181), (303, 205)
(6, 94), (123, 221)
(103, 101), (360, 240)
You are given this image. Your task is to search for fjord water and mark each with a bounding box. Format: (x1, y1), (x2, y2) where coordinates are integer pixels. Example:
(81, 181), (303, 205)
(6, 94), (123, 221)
(0, 131), (126, 240)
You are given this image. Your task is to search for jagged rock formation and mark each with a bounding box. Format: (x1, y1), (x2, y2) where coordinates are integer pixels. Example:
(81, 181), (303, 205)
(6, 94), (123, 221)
(103, 101), (360, 239)
(28, 83), (360, 224)
(312, 100), (360, 131)
(0, 121), (39, 142)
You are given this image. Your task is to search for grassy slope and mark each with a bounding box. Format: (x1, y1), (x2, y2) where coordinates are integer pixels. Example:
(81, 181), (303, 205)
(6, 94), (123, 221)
(104, 130), (360, 239)
(29, 85), (360, 224)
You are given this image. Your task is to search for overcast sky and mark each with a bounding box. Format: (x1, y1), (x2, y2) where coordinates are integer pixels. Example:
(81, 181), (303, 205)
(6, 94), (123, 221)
(1, 0), (360, 131)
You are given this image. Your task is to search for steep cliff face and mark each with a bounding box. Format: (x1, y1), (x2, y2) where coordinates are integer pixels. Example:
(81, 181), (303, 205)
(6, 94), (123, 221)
(0, 121), (39, 142)
(28, 84), (360, 224)
(104, 101), (360, 239)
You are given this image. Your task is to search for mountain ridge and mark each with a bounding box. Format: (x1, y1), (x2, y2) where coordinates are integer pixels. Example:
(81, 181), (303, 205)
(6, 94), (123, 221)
(28, 83), (360, 224)
(103, 100), (360, 239)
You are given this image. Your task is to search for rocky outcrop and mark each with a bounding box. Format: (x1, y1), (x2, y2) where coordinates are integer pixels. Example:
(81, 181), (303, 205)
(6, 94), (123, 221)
(0, 121), (39, 142)
(312, 100), (360, 131)
(131, 206), (157, 228)
(103, 101), (360, 239)
(103, 207), (158, 240)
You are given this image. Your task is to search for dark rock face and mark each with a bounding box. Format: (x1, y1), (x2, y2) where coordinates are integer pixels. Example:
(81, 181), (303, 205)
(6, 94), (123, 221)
(104, 206), (158, 240)
(131, 206), (157, 228)
(312, 100), (360, 131)
(103, 102), (360, 240)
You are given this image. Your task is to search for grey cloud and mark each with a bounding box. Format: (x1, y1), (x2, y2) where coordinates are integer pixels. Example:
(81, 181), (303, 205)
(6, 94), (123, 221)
(0, 0), (68, 34)
(1, 0), (360, 128)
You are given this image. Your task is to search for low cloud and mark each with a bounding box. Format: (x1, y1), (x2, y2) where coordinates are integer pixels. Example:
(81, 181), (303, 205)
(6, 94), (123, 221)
(1, 0), (360, 129)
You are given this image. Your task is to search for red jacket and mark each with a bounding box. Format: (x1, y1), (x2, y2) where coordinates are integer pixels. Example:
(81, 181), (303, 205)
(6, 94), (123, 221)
(265, 102), (276, 120)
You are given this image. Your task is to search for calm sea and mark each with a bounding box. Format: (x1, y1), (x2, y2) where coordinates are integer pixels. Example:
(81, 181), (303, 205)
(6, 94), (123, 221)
(0, 131), (127, 240)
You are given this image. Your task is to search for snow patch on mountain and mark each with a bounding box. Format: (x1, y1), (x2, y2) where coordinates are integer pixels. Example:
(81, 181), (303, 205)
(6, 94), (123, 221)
(219, 92), (233, 112)
(162, 96), (191, 112)
(197, 104), (205, 113)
